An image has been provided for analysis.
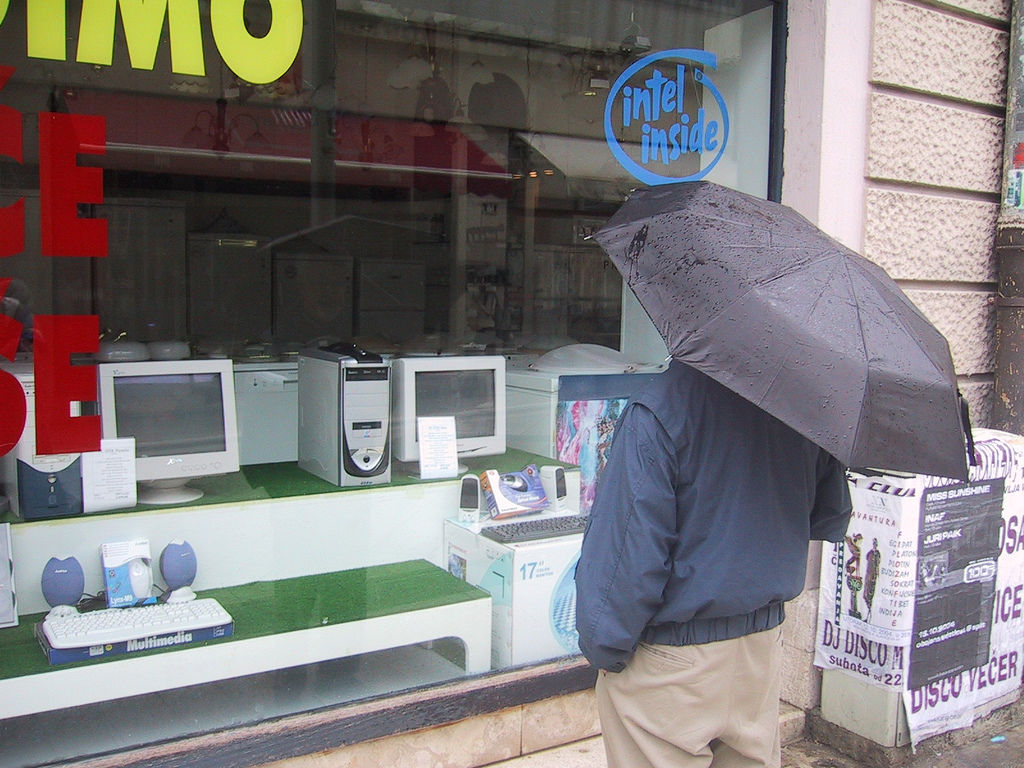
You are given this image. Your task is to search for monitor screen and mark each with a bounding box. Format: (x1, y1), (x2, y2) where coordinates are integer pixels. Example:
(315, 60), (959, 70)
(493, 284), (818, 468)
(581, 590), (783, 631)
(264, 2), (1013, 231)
(414, 369), (496, 442)
(392, 355), (506, 463)
(98, 359), (239, 505)
(113, 373), (227, 457)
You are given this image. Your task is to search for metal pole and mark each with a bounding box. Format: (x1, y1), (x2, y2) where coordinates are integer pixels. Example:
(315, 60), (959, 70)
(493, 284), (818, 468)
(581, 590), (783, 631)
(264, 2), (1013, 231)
(307, 0), (337, 228)
(993, 0), (1024, 431)
(767, 0), (787, 204)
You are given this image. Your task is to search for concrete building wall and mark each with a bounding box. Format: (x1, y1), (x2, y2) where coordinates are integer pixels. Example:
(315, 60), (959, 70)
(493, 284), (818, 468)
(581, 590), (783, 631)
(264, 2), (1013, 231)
(780, 0), (1010, 712)
(867, 0), (1008, 424)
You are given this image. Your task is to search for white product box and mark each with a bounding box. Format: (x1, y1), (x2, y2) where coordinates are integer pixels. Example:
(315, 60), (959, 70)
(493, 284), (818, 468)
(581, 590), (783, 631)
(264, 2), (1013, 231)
(101, 539), (156, 608)
(479, 465), (548, 519)
(0, 523), (15, 628)
(444, 518), (581, 668)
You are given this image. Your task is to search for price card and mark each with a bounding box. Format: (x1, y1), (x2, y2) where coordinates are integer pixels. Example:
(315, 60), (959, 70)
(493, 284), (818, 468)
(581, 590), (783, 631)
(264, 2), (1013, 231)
(417, 416), (460, 479)
(82, 438), (137, 513)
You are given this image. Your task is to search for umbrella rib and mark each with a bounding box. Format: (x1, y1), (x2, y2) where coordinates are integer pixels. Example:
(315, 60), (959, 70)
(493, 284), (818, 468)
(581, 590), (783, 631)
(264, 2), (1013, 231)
(753, 253), (857, 407)
(848, 256), (955, 373)
(840, 256), (872, 460)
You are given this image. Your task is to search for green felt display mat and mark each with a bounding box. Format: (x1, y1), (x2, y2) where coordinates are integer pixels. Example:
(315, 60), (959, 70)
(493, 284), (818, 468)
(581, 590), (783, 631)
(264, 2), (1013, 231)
(0, 560), (488, 680)
(1, 449), (572, 523)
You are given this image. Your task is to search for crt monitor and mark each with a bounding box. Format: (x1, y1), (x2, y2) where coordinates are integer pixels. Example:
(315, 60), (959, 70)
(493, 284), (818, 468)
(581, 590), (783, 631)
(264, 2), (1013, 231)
(392, 355), (506, 465)
(98, 359), (240, 505)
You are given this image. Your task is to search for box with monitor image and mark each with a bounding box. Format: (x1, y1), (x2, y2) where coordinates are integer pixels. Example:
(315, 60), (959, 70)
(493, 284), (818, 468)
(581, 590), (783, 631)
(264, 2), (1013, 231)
(444, 464), (580, 669)
(444, 516), (581, 668)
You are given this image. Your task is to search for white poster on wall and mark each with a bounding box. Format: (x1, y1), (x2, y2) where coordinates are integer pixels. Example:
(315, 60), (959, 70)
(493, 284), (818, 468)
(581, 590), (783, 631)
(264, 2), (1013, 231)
(815, 430), (1024, 746)
(815, 472), (920, 691)
(902, 433), (1024, 745)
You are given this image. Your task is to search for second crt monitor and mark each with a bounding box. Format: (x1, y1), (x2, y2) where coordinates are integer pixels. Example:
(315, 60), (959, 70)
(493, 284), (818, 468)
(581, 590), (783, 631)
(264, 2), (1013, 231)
(392, 355), (506, 465)
(98, 359), (240, 505)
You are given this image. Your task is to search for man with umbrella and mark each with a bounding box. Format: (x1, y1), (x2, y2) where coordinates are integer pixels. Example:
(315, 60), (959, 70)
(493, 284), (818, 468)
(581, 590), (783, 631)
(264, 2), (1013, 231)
(575, 182), (969, 768)
(575, 359), (852, 768)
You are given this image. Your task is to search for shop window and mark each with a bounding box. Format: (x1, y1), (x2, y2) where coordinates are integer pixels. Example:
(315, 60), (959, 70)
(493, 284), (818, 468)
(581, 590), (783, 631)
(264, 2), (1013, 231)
(0, 0), (777, 762)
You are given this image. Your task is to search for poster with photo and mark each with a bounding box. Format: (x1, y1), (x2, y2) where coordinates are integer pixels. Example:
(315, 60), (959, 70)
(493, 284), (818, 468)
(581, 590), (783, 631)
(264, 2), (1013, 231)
(555, 398), (626, 514)
(908, 480), (1002, 690)
(815, 472), (920, 690)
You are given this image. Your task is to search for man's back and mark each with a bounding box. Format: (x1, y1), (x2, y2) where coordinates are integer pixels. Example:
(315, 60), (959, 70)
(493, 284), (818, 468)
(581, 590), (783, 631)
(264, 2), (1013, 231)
(576, 360), (851, 670)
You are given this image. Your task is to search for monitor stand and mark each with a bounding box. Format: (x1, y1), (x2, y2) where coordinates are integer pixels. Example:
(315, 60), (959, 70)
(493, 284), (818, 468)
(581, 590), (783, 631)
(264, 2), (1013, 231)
(137, 479), (205, 506)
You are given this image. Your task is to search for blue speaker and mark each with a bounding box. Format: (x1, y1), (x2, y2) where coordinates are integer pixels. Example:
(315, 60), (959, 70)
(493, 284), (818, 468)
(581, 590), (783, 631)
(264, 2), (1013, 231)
(160, 540), (197, 603)
(41, 556), (84, 611)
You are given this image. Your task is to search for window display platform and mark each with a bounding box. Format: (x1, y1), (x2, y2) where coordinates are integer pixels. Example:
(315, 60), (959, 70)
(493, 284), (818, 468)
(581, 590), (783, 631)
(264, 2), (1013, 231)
(0, 560), (491, 719)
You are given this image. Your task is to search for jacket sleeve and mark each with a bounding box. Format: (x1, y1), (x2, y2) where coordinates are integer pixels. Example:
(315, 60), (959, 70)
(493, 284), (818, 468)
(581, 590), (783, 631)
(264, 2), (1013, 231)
(575, 403), (678, 672)
(809, 451), (853, 542)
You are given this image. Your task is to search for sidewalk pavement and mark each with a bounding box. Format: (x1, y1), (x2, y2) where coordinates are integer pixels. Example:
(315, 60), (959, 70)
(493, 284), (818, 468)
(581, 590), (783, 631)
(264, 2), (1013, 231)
(483, 735), (865, 768)
(485, 717), (1024, 768)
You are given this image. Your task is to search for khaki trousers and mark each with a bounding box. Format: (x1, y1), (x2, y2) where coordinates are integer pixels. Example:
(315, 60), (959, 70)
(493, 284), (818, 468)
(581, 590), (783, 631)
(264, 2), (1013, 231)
(595, 626), (783, 768)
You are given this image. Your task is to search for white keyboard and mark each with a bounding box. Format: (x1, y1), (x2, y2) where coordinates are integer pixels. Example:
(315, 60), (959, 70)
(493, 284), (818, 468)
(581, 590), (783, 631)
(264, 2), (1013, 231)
(42, 598), (233, 649)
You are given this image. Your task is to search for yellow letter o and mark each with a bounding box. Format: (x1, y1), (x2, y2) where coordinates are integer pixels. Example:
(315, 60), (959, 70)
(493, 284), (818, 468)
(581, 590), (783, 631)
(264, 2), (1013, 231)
(0, 0), (10, 27)
(211, 0), (303, 85)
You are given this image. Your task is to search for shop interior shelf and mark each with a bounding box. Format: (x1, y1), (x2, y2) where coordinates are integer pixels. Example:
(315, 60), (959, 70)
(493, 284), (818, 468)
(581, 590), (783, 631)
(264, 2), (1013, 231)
(1, 448), (572, 523)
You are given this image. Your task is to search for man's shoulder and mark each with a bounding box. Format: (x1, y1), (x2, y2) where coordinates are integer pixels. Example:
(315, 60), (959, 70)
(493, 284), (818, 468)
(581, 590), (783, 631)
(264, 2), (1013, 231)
(633, 360), (699, 401)
(632, 361), (705, 412)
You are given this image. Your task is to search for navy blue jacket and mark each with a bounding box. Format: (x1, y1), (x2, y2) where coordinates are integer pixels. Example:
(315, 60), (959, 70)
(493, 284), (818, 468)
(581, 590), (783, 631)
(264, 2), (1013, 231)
(575, 361), (852, 672)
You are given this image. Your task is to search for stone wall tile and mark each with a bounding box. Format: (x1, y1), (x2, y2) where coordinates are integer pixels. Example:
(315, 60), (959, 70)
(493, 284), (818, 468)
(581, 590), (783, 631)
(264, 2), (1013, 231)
(962, 379), (994, 428)
(934, 0), (1010, 22)
(905, 289), (996, 375)
(864, 189), (998, 282)
(521, 689), (601, 754)
(290, 709), (523, 768)
(868, 94), (1003, 192)
(873, 0), (1008, 107)
(782, 590), (823, 711)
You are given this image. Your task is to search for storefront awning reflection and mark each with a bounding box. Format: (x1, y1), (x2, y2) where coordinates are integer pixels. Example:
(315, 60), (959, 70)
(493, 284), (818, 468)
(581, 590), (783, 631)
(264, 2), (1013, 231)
(65, 90), (511, 195)
(515, 132), (639, 200)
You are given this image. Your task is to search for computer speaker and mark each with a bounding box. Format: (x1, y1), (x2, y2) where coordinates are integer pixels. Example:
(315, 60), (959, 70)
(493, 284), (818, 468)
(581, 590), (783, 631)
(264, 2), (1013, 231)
(160, 540), (197, 603)
(41, 556), (84, 609)
(540, 465), (568, 512)
(458, 474), (481, 523)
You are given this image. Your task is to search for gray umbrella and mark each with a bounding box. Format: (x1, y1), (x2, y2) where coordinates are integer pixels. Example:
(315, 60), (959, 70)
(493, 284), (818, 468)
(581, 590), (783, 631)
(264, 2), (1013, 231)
(595, 181), (970, 480)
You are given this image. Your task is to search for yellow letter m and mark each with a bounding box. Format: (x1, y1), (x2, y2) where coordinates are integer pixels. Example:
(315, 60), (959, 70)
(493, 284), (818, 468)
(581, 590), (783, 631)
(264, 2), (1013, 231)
(77, 0), (205, 76)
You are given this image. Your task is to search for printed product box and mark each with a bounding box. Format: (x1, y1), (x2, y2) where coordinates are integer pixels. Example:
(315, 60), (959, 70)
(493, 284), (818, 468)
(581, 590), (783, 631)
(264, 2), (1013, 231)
(101, 539), (157, 608)
(444, 518), (580, 668)
(479, 464), (548, 519)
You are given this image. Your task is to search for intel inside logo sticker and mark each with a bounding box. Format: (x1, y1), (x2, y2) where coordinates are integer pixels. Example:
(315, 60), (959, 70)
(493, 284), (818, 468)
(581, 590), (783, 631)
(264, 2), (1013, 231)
(604, 48), (729, 186)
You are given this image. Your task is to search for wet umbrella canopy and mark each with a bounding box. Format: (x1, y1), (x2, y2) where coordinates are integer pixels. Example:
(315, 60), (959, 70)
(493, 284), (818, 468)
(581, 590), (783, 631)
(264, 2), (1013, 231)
(595, 181), (969, 481)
